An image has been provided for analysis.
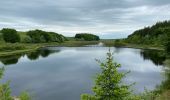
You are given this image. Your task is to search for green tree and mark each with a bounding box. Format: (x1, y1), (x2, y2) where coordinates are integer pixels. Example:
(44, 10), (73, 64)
(81, 49), (132, 100)
(1, 28), (20, 43)
(126, 20), (170, 46)
(26, 30), (67, 43)
(26, 30), (45, 43)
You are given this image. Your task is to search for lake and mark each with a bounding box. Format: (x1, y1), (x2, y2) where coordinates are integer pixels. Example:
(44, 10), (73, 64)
(0, 47), (166, 100)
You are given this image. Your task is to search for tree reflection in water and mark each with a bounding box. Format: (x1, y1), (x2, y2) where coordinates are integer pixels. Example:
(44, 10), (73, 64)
(140, 49), (166, 65)
(0, 48), (60, 65)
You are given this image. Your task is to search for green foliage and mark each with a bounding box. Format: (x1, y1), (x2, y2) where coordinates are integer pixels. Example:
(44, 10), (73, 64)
(22, 35), (32, 43)
(165, 34), (170, 54)
(81, 94), (97, 100)
(0, 28), (67, 44)
(19, 92), (31, 100)
(0, 67), (4, 79)
(0, 67), (13, 100)
(75, 33), (100, 41)
(1, 28), (20, 43)
(0, 44), (26, 52)
(0, 33), (4, 42)
(0, 82), (13, 100)
(81, 49), (132, 100)
(27, 30), (67, 43)
(114, 39), (126, 47)
(139, 89), (160, 100)
(126, 20), (170, 47)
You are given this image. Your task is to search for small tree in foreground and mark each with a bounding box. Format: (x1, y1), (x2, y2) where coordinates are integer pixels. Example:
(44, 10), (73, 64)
(0, 67), (30, 100)
(81, 49), (133, 100)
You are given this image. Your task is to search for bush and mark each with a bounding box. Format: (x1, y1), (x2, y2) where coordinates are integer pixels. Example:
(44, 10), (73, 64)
(1, 28), (20, 43)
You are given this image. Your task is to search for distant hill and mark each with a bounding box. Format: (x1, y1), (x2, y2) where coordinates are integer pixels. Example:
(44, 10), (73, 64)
(126, 20), (170, 46)
(75, 33), (100, 41)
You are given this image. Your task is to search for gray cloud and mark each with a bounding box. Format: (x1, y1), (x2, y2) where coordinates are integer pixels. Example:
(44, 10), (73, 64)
(0, 0), (170, 38)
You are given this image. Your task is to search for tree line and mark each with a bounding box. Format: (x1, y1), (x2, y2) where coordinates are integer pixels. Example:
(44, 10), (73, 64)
(126, 20), (170, 53)
(0, 28), (101, 43)
(75, 33), (100, 41)
(0, 28), (67, 43)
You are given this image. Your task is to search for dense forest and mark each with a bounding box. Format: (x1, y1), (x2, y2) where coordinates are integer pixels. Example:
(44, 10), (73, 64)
(126, 20), (170, 47)
(75, 33), (100, 41)
(127, 21), (170, 45)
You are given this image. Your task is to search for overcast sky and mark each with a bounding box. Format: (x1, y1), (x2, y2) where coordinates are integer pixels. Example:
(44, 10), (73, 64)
(0, 0), (170, 39)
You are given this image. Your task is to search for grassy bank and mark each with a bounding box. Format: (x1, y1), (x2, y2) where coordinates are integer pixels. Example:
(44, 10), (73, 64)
(100, 39), (164, 50)
(0, 41), (99, 57)
(0, 40), (165, 57)
(115, 43), (164, 50)
(154, 59), (170, 100)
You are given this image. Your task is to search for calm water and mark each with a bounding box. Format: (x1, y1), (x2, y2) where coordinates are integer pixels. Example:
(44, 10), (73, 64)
(0, 47), (166, 100)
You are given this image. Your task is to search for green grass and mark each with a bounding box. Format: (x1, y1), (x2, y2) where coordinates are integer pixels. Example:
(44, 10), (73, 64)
(100, 39), (164, 50)
(0, 41), (99, 57)
(0, 39), (165, 57)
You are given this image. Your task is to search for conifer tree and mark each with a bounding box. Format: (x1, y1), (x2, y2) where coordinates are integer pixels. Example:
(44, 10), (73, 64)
(81, 49), (132, 100)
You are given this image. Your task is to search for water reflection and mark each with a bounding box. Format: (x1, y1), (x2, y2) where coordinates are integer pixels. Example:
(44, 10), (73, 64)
(0, 48), (60, 65)
(0, 54), (22, 65)
(0, 47), (166, 66)
(140, 50), (166, 65)
(0, 47), (166, 100)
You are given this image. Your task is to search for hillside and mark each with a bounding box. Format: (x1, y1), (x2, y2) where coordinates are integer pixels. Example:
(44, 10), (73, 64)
(75, 33), (100, 41)
(0, 29), (68, 43)
(126, 20), (170, 47)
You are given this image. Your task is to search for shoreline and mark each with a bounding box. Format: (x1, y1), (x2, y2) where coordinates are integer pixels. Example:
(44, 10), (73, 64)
(0, 41), (164, 57)
(113, 45), (164, 51)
